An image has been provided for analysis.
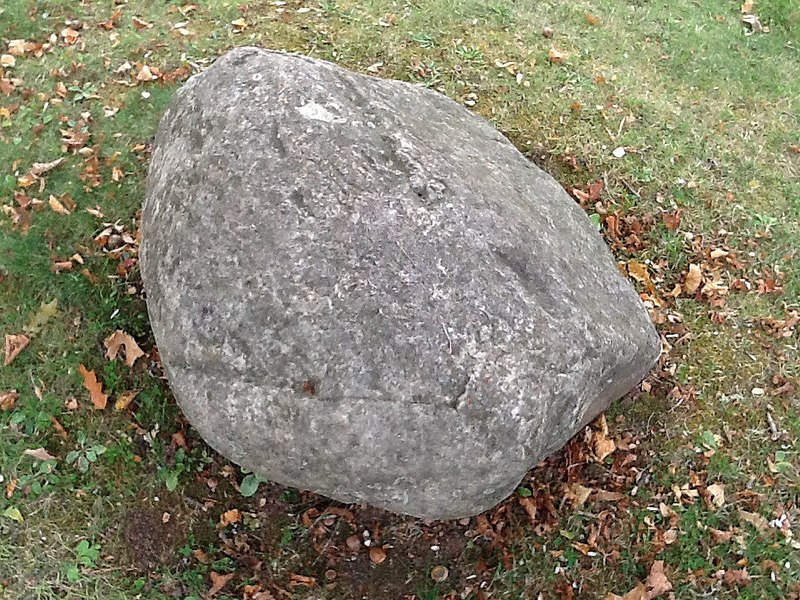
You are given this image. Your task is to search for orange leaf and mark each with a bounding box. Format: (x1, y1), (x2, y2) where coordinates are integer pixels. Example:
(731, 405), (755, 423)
(519, 496), (537, 524)
(368, 546), (387, 564)
(78, 364), (107, 409)
(219, 508), (242, 527)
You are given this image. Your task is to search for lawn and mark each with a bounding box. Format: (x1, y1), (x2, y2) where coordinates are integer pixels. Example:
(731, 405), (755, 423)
(1, 0), (799, 598)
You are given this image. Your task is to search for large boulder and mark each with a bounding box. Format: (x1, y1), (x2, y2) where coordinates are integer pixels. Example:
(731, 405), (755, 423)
(141, 47), (660, 520)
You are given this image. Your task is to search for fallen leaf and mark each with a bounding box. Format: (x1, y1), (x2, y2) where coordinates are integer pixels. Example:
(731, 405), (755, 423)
(219, 508), (242, 527)
(592, 429), (616, 462)
(431, 565), (449, 582)
(663, 528), (678, 544)
(706, 483), (725, 508)
(231, 17), (248, 30)
(5, 334), (29, 365)
(738, 510), (768, 532)
(684, 264), (703, 295)
(24, 299), (58, 334)
(627, 260), (654, 290)
(23, 447), (56, 461)
(564, 483), (592, 507)
(2, 506), (23, 523)
(741, 0), (754, 13)
(0, 391), (18, 411)
(114, 390), (139, 411)
(723, 568), (751, 587)
(548, 47), (566, 64)
(646, 560), (673, 597)
(709, 528), (734, 543)
(519, 496), (537, 523)
(132, 16), (153, 29)
(593, 489), (626, 502)
(78, 364), (108, 409)
(48, 194), (71, 215)
(208, 571), (235, 596)
(661, 209), (682, 231)
(104, 330), (145, 367)
(369, 546), (387, 564)
(0, 54), (16, 68)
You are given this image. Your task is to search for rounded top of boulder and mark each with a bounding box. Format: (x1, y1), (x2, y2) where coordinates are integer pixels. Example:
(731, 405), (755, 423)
(141, 47), (660, 519)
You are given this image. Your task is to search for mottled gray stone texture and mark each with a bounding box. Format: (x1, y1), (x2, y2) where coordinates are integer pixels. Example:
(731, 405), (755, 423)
(141, 46), (660, 519)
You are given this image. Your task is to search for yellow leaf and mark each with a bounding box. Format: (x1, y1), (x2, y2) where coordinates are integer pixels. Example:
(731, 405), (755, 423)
(115, 390), (139, 411)
(24, 299), (58, 334)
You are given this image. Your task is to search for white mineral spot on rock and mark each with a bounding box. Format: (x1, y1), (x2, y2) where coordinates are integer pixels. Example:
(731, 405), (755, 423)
(296, 101), (345, 123)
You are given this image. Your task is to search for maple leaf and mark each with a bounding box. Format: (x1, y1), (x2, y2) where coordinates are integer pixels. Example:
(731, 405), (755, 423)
(78, 364), (108, 409)
(4, 334), (29, 365)
(104, 330), (145, 367)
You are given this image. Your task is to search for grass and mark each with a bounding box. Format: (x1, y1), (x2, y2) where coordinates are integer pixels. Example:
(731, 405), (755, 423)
(1, 0), (799, 598)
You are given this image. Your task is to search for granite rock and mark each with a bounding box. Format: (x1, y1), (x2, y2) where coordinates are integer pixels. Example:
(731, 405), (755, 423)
(141, 47), (661, 519)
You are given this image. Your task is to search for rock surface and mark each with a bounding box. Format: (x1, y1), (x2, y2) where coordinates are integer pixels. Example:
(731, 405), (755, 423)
(141, 47), (661, 519)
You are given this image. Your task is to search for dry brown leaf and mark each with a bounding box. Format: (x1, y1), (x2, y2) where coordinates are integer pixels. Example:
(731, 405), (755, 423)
(104, 330), (145, 367)
(548, 47), (566, 64)
(663, 528), (678, 544)
(132, 16), (154, 29)
(564, 482), (592, 507)
(645, 560), (672, 598)
(741, 0), (754, 13)
(78, 364), (107, 409)
(519, 496), (537, 523)
(208, 571), (235, 596)
(593, 489), (625, 502)
(627, 260), (654, 290)
(219, 508), (242, 526)
(605, 583), (647, 600)
(114, 390), (139, 411)
(1, 391), (19, 411)
(661, 209), (682, 231)
(48, 194), (71, 215)
(709, 528), (734, 543)
(684, 263), (703, 295)
(593, 430), (616, 462)
(723, 568), (750, 587)
(0, 54), (16, 68)
(738, 510), (768, 532)
(706, 483), (725, 508)
(369, 546), (387, 564)
(23, 447), (56, 461)
(30, 158), (65, 176)
(5, 334), (30, 365)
